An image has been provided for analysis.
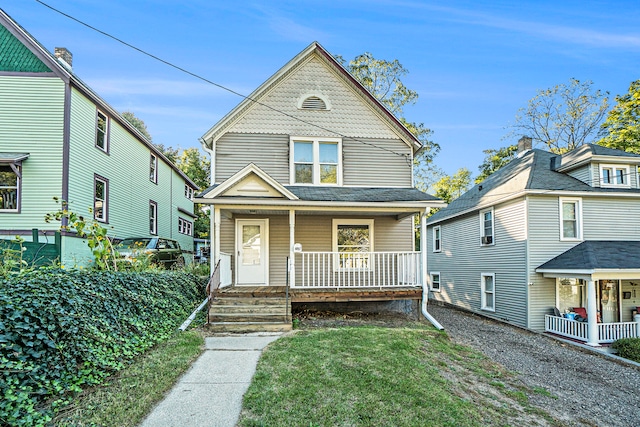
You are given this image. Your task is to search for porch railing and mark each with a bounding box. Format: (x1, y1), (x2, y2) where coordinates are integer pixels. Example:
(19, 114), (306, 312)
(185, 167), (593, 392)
(545, 315), (640, 344)
(294, 251), (422, 289)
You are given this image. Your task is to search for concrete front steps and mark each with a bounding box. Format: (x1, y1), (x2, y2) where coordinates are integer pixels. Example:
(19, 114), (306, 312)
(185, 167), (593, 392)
(206, 294), (292, 333)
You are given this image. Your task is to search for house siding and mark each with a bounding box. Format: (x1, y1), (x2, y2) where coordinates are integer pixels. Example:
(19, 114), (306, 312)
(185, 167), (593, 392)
(428, 198), (528, 327)
(566, 165), (591, 185)
(0, 76), (65, 230)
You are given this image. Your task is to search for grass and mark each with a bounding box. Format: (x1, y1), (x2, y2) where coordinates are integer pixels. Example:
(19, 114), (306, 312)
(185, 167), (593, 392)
(53, 330), (204, 427)
(238, 326), (558, 427)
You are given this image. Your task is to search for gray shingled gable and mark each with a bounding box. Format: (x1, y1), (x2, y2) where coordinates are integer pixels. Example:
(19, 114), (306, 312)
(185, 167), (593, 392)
(537, 241), (640, 270)
(198, 184), (439, 202)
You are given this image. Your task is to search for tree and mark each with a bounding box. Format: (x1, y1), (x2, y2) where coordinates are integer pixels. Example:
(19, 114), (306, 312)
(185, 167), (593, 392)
(432, 168), (472, 204)
(506, 78), (609, 153)
(475, 144), (518, 183)
(122, 110), (152, 142)
(337, 52), (440, 181)
(598, 80), (640, 153)
(154, 144), (180, 164)
(177, 149), (211, 239)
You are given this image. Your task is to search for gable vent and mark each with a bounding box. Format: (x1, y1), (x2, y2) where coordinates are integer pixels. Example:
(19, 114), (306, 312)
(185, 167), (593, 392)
(301, 96), (327, 110)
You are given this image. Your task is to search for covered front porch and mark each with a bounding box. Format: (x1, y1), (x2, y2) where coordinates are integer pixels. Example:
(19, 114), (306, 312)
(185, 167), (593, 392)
(537, 241), (640, 346)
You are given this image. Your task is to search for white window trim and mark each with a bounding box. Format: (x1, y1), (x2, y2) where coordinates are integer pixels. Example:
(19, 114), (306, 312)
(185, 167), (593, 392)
(559, 197), (583, 241)
(599, 164), (630, 188)
(184, 184), (194, 200)
(290, 136), (342, 186)
(95, 110), (109, 153)
(430, 272), (441, 292)
(432, 226), (441, 252)
(332, 218), (374, 271)
(0, 163), (21, 212)
(150, 153), (158, 184)
(479, 207), (494, 246)
(481, 272), (495, 312)
(178, 217), (193, 236)
(149, 200), (157, 235)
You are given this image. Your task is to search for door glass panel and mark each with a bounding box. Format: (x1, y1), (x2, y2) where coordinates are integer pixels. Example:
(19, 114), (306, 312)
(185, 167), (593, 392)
(600, 280), (619, 322)
(242, 225), (261, 265)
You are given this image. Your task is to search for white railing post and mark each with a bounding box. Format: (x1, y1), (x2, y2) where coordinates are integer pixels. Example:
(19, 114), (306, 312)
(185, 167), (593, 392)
(586, 280), (600, 346)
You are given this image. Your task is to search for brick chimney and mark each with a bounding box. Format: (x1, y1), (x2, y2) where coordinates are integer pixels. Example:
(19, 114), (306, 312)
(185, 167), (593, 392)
(517, 136), (532, 156)
(54, 47), (73, 68)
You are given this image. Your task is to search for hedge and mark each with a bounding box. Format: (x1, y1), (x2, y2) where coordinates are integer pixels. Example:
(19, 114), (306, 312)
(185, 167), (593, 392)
(0, 268), (204, 426)
(612, 337), (640, 363)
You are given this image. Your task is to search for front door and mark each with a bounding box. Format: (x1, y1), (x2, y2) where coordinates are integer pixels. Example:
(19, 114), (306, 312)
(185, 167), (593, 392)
(236, 219), (268, 285)
(599, 280), (620, 323)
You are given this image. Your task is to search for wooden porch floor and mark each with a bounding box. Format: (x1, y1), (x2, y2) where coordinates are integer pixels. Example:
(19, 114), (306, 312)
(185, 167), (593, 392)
(217, 286), (423, 302)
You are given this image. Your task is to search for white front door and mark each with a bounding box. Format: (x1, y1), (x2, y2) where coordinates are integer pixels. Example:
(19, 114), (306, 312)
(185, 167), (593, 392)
(236, 219), (268, 285)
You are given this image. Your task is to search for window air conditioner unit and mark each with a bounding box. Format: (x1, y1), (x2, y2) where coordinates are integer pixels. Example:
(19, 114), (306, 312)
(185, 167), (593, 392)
(481, 236), (493, 245)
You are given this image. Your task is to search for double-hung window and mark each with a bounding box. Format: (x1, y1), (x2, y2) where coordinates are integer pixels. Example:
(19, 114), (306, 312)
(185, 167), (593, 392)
(95, 110), (109, 153)
(291, 137), (341, 185)
(600, 164), (629, 188)
(149, 201), (157, 235)
(430, 272), (441, 292)
(150, 153), (158, 183)
(480, 208), (494, 245)
(184, 185), (194, 199)
(433, 226), (441, 252)
(481, 273), (495, 312)
(0, 161), (23, 212)
(333, 219), (373, 270)
(94, 175), (108, 222)
(559, 197), (582, 241)
(178, 218), (193, 236)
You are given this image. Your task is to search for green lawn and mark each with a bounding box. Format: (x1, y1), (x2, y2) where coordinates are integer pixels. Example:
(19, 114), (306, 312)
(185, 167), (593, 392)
(238, 326), (556, 427)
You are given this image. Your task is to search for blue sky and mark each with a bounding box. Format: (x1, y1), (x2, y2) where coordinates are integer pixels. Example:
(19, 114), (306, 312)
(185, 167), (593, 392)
(4, 1), (639, 177)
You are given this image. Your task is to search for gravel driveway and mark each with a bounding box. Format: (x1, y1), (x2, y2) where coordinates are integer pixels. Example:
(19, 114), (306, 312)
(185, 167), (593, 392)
(428, 303), (640, 426)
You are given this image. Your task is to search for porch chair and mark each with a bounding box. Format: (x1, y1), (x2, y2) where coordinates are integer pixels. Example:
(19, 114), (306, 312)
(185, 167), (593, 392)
(553, 307), (562, 317)
(573, 307), (587, 319)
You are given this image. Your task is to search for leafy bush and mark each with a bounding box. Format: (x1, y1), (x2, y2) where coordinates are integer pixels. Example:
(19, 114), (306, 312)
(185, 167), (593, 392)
(0, 268), (204, 426)
(612, 337), (640, 363)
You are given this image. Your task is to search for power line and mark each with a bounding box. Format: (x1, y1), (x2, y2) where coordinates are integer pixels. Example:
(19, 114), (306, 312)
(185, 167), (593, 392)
(35, 0), (414, 160)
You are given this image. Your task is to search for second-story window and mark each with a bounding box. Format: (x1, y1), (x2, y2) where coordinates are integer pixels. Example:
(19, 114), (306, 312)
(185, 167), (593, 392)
(95, 110), (109, 153)
(291, 137), (341, 185)
(480, 208), (494, 245)
(150, 153), (158, 183)
(184, 184), (194, 199)
(600, 164), (629, 187)
(560, 197), (582, 240)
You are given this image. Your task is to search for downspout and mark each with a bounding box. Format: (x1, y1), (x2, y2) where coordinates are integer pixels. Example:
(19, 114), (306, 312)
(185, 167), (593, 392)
(420, 210), (444, 330)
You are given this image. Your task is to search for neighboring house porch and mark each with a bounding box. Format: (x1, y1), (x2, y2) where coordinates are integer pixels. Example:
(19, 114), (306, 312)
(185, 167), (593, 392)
(537, 241), (640, 346)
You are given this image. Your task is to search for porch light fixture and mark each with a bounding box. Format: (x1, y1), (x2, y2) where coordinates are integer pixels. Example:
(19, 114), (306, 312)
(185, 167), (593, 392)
(249, 210), (257, 214)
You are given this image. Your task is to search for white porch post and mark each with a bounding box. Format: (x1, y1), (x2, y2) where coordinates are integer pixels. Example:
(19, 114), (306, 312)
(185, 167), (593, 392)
(586, 279), (600, 347)
(289, 209), (295, 288)
(213, 206), (221, 267)
(421, 211), (428, 287)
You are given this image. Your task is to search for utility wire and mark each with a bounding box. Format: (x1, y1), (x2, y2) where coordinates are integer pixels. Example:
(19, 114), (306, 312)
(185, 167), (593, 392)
(35, 0), (414, 161)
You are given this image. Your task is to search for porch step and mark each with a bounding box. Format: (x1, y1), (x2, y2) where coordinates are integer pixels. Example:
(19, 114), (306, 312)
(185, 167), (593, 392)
(205, 321), (292, 333)
(210, 304), (289, 315)
(207, 292), (291, 333)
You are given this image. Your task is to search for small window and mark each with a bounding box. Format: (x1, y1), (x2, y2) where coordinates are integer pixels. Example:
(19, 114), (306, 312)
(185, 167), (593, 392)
(481, 273), (495, 312)
(184, 184), (194, 199)
(178, 218), (193, 236)
(95, 110), (109, 152)
(480, 208), (494, 245)
(600, 164), (629, 187)
(149, 201), (157, 235)
(559, 198), (582, 241)
(94, 175), (108, 222)
(0, 164), (21, 212)
(433, 226), (441, 252)
(430, 272), (441, 292)
(150, 153), (158, 183)
(332, 219), (373, 270)
(291, 137), (341, 185)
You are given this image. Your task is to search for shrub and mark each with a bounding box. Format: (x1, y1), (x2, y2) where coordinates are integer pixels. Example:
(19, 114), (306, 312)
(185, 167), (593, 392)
(0, 268), (204, 426)
(612, 337), (640, 363)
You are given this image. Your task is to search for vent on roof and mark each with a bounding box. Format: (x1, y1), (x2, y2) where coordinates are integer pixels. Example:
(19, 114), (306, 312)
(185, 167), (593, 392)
(301, 96), (327, 110)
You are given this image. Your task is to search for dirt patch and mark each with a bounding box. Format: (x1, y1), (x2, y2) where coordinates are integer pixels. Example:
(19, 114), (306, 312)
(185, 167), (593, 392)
(293, 308), (423, 329)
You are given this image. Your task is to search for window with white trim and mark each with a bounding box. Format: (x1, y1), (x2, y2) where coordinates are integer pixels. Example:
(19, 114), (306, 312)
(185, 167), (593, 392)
(433, 226), (441, 252)
(480, 208), (494, 245)
(559, 198), (582, 241)
(481, 273), (495, 312)
(149, 200), (157, 235)
(599, 164), (630, 188)
(184, 184), (194, 199)
(291, 137), (341, 185)
(0, 164), (20, 211)
(95, 110), (109, 152)
(430, 272), (441, 292)
(150, 153), (158, 183)
(332, 219), (373, 269)
(94, 175), (108, 222)
(178, 218), (193, 236)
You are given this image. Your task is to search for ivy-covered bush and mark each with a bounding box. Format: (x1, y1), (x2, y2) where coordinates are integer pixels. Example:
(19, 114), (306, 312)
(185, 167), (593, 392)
(0, 268), (203, 426)
(612, 337), (640, 363)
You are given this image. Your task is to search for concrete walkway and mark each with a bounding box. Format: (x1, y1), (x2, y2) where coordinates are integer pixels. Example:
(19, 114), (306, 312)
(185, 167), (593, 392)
(140, 333), (283, 427)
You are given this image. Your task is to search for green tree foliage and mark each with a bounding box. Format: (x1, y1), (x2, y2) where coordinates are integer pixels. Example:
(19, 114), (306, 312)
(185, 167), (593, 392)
(122, 110), (153, 142)
(507, 78), (609, 153)
(432, 168), (472, 204)
(177, 149), (211, 239)
(475, 144), (518, 183)
(598, 80), (640, 153)
(154, 143), (180, 164)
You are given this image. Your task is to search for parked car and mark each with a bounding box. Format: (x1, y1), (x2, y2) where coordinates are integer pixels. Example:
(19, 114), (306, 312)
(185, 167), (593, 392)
(115, 237), (184, 268)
